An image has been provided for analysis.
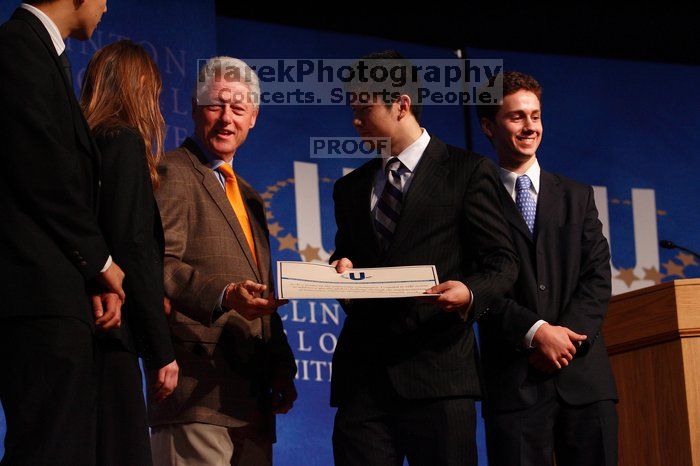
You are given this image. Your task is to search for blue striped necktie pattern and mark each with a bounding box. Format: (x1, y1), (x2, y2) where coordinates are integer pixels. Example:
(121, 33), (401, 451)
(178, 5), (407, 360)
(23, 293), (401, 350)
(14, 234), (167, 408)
(374, 157), (403, 248)
(515, 174), (537, 235)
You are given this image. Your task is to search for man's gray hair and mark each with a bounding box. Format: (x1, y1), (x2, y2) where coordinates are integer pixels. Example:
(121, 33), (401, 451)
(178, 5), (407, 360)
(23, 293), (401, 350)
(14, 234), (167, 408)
(193, 56), (261, 108)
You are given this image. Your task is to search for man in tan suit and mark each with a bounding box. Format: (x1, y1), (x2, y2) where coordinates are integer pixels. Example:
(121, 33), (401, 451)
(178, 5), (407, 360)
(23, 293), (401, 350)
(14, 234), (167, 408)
(149, 56), (297, 466)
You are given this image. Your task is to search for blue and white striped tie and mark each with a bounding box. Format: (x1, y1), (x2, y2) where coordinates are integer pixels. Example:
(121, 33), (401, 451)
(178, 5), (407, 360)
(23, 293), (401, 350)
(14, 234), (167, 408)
(374, 157), (403, 248)
(516, 174), (537, 235)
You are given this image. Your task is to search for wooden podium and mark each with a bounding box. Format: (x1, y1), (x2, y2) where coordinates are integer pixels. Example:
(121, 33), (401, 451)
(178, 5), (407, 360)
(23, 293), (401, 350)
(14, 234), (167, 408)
(604, 279), (700, 465)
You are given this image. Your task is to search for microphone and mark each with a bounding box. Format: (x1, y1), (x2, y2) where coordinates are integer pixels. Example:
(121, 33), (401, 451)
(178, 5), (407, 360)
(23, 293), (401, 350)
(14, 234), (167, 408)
(659, 240), (700, 260)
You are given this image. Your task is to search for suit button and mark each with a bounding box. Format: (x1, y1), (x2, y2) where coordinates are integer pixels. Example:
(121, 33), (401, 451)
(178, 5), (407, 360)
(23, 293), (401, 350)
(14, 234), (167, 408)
(73, 251), (80, 256)
(80, 261), (88, 267)
(539, 284), (547, 291)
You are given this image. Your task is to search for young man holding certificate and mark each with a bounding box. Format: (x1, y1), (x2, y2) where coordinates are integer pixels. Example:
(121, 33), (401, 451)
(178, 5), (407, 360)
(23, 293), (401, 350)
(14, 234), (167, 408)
(328, 50), (519, 466)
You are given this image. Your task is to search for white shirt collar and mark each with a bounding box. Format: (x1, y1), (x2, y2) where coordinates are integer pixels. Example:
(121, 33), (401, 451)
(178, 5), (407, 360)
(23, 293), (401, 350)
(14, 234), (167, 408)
(382, 128), (430, 173)
(20, 3), (65, 56)
(499, 157), (541, 200)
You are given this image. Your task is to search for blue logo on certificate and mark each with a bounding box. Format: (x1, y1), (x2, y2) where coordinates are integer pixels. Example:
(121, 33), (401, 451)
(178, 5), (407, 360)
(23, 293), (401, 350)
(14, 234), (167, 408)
(341, 272), (372, 281)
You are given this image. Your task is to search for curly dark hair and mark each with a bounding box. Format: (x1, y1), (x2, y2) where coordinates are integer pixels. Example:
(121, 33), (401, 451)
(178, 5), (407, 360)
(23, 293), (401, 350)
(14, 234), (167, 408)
(476, 71), (542, 122)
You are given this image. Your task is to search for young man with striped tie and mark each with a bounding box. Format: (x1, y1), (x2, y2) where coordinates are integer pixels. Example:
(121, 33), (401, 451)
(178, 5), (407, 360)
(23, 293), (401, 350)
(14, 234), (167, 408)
(329, 50), (518, 466)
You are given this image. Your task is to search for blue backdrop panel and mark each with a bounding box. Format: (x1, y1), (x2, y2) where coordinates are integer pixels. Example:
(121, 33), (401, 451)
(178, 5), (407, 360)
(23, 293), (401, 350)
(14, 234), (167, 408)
(0, 0), (216, 459)
(0, 2), (13, 23)
(466, 47), (700, 294)
(0, 0), (216, 148)
(63, 0), (217, 148)
(215, 18), (473, 466)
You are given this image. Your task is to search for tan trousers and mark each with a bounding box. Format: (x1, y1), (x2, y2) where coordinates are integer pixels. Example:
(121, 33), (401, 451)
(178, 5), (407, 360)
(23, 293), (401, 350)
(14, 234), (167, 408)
(151, 422), (273, 466)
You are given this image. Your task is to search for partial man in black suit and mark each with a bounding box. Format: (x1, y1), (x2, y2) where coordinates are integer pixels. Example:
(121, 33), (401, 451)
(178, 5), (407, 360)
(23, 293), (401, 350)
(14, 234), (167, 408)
(0, 2), (123, 466)
(329, 51), (518, 466)
(476, 71), (618, 466)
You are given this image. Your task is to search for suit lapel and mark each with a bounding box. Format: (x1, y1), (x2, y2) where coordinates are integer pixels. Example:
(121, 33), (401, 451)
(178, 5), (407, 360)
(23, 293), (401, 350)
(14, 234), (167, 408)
(384, 137), (448, 260)
(498, 182), (534, 244)
(13, 9), (96, 159)
(183, 139), (262, 282)
(239, 179), (269, 286)
(535, 171), (562, 249)
(351, 159), (383, 264)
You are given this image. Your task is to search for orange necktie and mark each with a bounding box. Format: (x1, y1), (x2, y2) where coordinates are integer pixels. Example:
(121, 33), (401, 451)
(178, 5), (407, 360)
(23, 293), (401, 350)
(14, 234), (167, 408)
(217, 163), (258, 266)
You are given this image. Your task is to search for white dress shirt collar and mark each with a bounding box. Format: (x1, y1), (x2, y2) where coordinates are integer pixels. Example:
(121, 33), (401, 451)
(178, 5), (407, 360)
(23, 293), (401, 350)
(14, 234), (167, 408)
(20, 3), (65, 56)
(499, 158), (541, 201)
(382, 128), (430, 173)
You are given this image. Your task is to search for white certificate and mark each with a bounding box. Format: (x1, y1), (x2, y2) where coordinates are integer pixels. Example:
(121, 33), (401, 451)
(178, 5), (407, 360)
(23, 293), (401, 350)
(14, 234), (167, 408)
(276, 261), (440, 299)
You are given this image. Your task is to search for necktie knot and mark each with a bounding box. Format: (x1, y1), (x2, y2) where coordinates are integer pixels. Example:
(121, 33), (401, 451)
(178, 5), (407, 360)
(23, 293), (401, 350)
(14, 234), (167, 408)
(385, 157), (402, 177)
(516, 174), (532, 191)
(217, 163), (235, 179)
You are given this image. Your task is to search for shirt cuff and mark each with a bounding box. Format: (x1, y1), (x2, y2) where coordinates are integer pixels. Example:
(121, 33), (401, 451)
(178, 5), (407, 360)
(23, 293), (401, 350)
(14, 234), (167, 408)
(100, 255), (113, 273)
(458, 287), (475, 321)
(524, 319), (547, 348)
(212, 284), (229, 321)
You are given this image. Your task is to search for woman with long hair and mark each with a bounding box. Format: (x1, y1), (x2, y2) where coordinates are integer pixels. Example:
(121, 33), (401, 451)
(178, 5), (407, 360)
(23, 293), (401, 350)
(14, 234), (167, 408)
(81, 39), (178, 466)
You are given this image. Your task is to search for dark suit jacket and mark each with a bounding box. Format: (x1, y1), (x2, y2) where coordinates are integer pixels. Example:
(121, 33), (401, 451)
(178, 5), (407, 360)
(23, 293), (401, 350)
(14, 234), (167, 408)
(329, 136), (518, 407)
(94, 126), (175, 370)
(149, 138), (295, 436)
(0, 9), (109, 323)
(479, 170), (618, 413)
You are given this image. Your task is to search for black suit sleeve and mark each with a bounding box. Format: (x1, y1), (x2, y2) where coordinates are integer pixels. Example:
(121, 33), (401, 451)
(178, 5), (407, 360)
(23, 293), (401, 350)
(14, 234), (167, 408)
(0, 27), (109, 279)
(482, 185), (541, 346)
(487, 296), (542, 347)
(461, 158), (519, 319)
(328, 178), (357, 314)
(97, 128), (175, 370)
(556, 186), (612, 348)
(329, 178), (353, 265)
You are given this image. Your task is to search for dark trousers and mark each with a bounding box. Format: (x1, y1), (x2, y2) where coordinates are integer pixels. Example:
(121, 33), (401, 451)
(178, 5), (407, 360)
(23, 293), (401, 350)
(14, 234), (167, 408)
(485, 379), (618, 466)
(96, 341), (152, 466)
(0, 316), (98, 466)
(333, 369), (476, 466)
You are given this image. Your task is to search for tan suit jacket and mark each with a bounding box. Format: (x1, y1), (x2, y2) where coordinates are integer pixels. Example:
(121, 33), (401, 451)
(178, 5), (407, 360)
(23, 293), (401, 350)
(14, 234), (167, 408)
(148, 138), (295, 437)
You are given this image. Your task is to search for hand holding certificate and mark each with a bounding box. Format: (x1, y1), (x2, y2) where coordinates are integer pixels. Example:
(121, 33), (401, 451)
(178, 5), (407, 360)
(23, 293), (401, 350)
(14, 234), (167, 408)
(276, 261), (440, 300)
